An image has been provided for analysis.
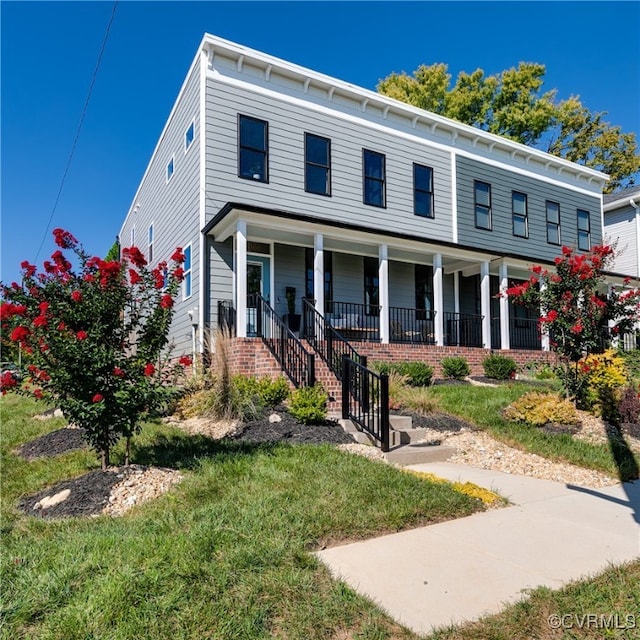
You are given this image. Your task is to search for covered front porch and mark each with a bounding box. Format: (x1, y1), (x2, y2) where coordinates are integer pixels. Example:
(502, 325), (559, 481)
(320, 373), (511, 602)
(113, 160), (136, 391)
(207, 205), (545, 352)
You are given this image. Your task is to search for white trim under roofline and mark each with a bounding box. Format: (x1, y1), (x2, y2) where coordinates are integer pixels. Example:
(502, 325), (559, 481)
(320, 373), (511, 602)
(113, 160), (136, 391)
(210, 71), (603, 199)
(120, 45), (204, 237)
(603, 192), (640, 212)
(202, 33), (608, 187)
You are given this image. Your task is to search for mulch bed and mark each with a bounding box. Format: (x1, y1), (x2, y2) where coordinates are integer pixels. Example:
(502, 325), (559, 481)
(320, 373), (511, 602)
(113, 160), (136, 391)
(233, 411), (355, 445)
(18, 469), (124, 519)
(403, 411), (478, 433)
(16, 427), (88, 460)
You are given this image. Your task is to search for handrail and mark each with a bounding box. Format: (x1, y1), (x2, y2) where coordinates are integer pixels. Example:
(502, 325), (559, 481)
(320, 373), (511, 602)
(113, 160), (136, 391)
(218, 300), (236, 334)
(241, 294), (315, 388)
(444, 311), (483, 347)
(302, 298), (365, 380)
(342, 356), (390, 452)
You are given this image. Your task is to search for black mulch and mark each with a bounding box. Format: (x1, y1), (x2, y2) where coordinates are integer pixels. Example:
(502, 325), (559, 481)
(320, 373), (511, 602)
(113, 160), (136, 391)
(16, 427), (88, 460)
(18, 468), (125, 519)
(403, 410), (478, 433)
(232, 410), (355, 445)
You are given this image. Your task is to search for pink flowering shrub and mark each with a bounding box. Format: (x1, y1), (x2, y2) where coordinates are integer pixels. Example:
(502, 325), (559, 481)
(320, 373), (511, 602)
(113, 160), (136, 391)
(1, 230), (191, 468)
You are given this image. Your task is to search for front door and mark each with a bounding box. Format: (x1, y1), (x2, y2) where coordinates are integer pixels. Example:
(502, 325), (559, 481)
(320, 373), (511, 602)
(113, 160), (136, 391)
(247, 255), (271, 336)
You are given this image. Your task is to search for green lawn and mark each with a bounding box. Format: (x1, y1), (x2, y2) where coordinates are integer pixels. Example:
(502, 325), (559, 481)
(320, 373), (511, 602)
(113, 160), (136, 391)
(2, 390), (638, 640)
(1, 395), (479, 640)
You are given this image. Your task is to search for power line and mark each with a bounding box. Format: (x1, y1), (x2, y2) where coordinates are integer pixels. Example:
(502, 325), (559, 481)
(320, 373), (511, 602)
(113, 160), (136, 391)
(35, 0), (119, 262)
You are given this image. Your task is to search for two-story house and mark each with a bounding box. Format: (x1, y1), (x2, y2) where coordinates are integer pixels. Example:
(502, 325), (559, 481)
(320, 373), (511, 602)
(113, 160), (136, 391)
(120, 34), (608, 380)
(604, 185), (640, 279)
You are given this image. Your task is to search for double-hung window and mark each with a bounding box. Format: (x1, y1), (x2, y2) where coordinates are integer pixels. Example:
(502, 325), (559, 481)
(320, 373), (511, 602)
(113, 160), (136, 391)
(304, 133), (331, 196)
(238, 115), (268, 182)
(546, 201), (561, 245)
(148, 224), (154, 263)
(474, 180), (491, 230)
(512, 191), (528, 238)
(185, 121), (194, 151)
(414, 163), (434, 218)
(577, 209), (591, 251)
(183, 244), (192, 299)
(363, 149), (385, 207)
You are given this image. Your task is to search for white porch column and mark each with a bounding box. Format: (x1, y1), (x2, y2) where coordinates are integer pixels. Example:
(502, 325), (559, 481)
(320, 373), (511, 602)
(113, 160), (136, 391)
(236, 220), (247, 338)
(499, 261), (510, 350)
(480, 261), (491, 349)
(453, 271), (460, 315)
(379, 244), (389, 343)
(433, 254), (444, 346)
(540, 279), (550, 351)
(313, 233), (324, 316)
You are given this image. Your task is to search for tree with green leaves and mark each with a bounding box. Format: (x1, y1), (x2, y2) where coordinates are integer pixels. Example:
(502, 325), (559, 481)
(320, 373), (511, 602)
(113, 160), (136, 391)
(378, 62), (639, 192)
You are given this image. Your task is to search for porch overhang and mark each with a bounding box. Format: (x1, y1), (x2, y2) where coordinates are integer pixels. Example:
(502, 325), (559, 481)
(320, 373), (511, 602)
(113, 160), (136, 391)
(203, 201), (539, 278)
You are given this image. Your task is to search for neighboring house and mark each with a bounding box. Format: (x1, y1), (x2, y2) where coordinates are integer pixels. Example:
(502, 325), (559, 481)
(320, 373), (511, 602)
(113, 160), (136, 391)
(120, 34), (609, 375)
(603, 185), (640, 279)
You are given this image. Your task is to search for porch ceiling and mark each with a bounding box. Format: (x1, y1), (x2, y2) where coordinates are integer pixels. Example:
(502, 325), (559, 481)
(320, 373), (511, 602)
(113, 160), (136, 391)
(206, 203), (543, 277)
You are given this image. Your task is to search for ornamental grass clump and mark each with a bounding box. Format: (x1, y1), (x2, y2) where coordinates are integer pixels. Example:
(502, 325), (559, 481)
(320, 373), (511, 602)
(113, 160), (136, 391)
(0, 230), (190, 468)
(503, 391), (580, 428)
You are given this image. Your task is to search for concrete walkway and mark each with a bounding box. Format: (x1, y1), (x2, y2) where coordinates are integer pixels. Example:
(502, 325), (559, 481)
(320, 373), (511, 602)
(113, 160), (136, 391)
(317, 463), (640, 635)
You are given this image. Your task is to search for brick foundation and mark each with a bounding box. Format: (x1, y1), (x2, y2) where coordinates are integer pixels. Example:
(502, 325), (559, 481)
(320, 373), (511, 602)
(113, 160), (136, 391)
(226, 337), (558, 410)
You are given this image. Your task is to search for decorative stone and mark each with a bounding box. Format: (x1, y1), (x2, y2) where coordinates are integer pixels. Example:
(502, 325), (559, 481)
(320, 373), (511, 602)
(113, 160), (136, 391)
(37, 489), (71, 509)
(268, 413), (282, 423)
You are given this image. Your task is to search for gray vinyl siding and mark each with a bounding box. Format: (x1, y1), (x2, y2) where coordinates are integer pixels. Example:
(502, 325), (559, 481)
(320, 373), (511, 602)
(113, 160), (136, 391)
(332, 253), (363, 303)
(389, 262), (415, 308)
(604, 207), (638, 277)
(204, 77), (453, 242)
(208, 238), (233, 328)
(120, 64), (201, 355)
(274, 244), (306, 316)
(456, 156), (602, 262)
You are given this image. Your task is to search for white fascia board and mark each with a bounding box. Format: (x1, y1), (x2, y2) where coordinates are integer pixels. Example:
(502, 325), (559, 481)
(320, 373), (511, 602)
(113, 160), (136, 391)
(603, 193), (640, 212)
(208, 70), (603, 199)
(120, 44), (205, 237)
(202, 33), (608, 187)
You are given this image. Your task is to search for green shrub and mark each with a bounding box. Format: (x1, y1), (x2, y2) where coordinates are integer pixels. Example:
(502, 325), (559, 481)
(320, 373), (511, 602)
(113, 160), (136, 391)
(503, 392), (580, 427)
(482, 354), (517, 380)
(288, 385), (328, 425)
(370, 361), (433, 387)
(440, 356), (470, 380)
(257, 376), (291, 407)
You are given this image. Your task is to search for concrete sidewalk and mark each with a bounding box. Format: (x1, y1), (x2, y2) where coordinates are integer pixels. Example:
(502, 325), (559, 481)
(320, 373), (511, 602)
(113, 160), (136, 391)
(317, 463), (640, 635)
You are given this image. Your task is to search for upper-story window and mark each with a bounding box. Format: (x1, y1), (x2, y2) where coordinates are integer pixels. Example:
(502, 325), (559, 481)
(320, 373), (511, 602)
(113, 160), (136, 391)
(238, 115), (268, 182)
(304, 133), (331, 196)
(166, 157), (174, 182)
(474, 180), (491, 230)
(577, 209), (591, 251)
(512, 191), (528, 238)
(148, 224), (154, 263)
(546, 200), (561, 245)
(363, 149), (386, 207)
(183, 244), (192, 299)
(185, 121), (195, 151)
(414, 164), (434, 218)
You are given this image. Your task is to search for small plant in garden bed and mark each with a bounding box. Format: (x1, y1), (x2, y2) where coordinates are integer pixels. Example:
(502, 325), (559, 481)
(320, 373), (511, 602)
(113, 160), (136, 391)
(482, 354), (517, 380)
(503, 391), (580, 431)
(287, 384), (328, 425)
(373, 361), (433, 386)
(440, 356), (470, 380)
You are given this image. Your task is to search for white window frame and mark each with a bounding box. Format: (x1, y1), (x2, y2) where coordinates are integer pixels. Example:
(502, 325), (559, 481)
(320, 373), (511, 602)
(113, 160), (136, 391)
(183, 243), (192, 300)
(185, 121), (195, 152)
(166, 156), (175, 183)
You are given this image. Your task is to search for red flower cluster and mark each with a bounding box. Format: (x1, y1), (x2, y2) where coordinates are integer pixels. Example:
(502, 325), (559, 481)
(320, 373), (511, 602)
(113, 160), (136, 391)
(1, 302), (27, 320)
(129, 269), (143, 285)
(122, 246), (148, 268)
(92, 394), (104, 403)
(144, 363), (155, 377)
(71, 290), (82, 302)
(160, 294), (173, 309)
(20, 261), (37, 278)
(10, 326), (30, 343)
(53, 228), (78, 250)
(76, 330), (88, 340)
(171, 248), (185, 263)
(179, 355), (192, 367)
(113, 367), (125, 377)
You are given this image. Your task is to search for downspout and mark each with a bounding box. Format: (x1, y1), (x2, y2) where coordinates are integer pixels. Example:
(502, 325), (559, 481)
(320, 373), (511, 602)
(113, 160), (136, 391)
(630, 197), (640, 279)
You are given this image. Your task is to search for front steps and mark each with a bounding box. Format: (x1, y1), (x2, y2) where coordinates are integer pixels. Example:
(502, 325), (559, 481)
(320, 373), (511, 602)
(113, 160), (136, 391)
(337, 413), (456, 466)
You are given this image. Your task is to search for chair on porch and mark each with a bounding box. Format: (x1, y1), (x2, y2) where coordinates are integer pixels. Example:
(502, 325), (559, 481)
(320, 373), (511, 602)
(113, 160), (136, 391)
(391, 321), (405, 341)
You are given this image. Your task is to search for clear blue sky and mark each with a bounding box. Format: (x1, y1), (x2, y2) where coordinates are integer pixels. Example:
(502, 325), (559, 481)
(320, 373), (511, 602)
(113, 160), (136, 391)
(2, 1), (639, 288)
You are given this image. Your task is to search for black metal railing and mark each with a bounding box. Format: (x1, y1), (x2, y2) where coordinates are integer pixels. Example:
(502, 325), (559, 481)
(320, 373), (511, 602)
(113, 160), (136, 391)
(218, 300), (236, 333)
(491, 317), (542, 350)
(303, 298), (365, 379)
(444, 312), (483, 347)
(248, 293), (315, 388)
(342, 356), (390, 452)
(389, 307), (436, 344)
(325, 300), (380, 342)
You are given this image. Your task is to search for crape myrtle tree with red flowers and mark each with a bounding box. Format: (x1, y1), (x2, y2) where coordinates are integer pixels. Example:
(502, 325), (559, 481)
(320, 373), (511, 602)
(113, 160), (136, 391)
(1, 229), (192, 469)
(505, 244), (640, 400)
